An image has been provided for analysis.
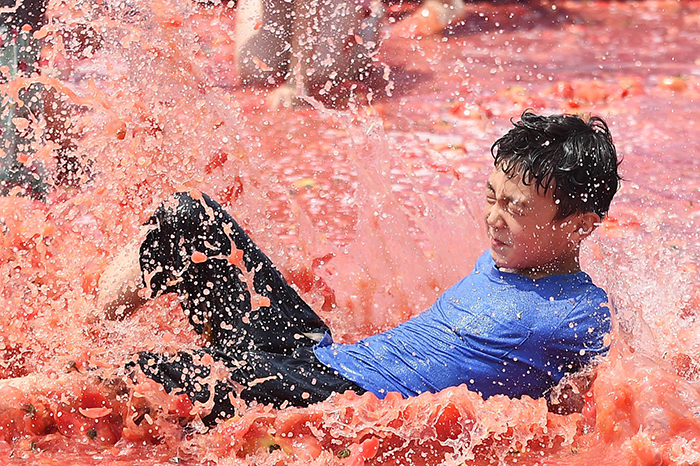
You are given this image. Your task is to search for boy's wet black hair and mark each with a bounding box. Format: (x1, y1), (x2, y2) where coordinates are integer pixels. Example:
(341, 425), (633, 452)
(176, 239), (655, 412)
(491, 110), (621, 220)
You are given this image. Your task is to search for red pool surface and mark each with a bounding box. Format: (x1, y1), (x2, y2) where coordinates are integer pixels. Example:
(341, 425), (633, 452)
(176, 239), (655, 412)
(0, 0), (699, 464)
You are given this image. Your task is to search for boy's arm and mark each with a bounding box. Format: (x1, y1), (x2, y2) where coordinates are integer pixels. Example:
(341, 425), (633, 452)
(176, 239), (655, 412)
(549, 292), (612, 363)
(97, 234), (147, 321)
(544, 295), (611, 413)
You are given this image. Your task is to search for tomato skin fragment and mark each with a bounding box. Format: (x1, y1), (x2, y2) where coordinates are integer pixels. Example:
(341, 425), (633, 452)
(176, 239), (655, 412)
(251, 295), (271, 309)
(191, 251), (208, 263)
(251, 56), (272, 72)
(341, 437), (380, 465)
(78, 407), (113, 419)
(205, 150), (228, 174)
(227, 248), (244, 268)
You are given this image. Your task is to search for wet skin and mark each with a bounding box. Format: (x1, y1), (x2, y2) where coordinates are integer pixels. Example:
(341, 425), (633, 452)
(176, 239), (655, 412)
(484, 167), (600, 279)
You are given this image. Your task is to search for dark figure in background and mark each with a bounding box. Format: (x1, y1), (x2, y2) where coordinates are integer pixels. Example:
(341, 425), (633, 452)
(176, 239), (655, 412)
(0, 0), (92, 197)
(0, 0), (49, 199)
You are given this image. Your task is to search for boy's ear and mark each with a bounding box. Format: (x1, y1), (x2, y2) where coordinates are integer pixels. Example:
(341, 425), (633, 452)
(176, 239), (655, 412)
(571, 212), (601, 241)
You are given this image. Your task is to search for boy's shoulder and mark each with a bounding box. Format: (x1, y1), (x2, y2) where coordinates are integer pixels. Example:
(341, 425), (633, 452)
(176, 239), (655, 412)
(467, 251), (598, 286)
(435, 251), (609, 333)
(444, 250), (606, 308)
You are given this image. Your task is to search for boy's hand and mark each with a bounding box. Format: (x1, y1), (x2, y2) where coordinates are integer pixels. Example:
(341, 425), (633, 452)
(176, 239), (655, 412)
(547, 370), (596, 415)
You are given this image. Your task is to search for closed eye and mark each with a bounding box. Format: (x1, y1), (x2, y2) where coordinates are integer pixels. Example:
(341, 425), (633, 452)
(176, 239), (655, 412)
(507, 202), (525, 215)
(485, 183), (496, 203)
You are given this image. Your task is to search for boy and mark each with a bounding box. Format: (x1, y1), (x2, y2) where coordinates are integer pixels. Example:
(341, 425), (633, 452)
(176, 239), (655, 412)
(98, 111), (620, 426)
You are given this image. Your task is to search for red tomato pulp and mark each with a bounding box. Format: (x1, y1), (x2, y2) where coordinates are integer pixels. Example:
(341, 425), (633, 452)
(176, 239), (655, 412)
(1, 0), (699, 464)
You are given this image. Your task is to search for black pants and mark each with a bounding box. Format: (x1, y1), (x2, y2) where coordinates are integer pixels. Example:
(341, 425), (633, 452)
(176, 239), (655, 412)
(136, 192), (363, 425)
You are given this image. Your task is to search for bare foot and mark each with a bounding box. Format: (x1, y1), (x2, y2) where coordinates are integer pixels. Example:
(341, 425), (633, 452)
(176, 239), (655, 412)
(97, 228), (150, 320)
(393, 0), (466, 38)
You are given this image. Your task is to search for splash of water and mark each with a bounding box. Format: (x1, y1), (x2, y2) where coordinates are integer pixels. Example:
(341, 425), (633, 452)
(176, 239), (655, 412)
(1, 0), (700, 464)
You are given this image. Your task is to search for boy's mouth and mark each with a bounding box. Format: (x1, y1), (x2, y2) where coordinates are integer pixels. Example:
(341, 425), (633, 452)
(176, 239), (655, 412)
(488, 233), (509, 249)
(490, 237), (506, 248)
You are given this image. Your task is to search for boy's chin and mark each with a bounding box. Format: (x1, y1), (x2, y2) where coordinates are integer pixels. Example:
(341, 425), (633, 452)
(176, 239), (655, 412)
(490, 250), (529, 274)
(490, 249), (513, 270)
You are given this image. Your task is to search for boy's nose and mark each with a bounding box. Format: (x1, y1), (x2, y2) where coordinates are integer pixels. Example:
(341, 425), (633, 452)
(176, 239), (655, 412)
(485, 204), (503, 228)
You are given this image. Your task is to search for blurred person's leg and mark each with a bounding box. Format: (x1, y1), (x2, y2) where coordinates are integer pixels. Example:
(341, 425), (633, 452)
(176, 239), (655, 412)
(234, 0), (294, 84)
(235, 0), (383, 107)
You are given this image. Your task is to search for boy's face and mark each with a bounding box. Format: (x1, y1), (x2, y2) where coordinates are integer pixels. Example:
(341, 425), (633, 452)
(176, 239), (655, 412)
(484, 167), (591, 278)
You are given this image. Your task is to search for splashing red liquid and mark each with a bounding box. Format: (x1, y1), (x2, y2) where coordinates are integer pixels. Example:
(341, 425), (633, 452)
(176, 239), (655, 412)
(0, 0), (699, 464)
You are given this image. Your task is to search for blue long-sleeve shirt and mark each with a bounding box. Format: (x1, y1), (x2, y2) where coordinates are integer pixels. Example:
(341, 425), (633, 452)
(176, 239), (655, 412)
(313, 251), (611, 400)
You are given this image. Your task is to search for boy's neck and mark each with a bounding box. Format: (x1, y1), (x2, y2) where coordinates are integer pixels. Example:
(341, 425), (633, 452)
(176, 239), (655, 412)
(497, 253), (582, 280)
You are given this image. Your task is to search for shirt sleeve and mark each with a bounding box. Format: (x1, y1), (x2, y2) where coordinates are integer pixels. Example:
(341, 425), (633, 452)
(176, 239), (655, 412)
(545, 288), (612, 376)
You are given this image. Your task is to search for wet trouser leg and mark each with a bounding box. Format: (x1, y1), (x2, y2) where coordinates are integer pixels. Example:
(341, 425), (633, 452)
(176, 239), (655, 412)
(136, 192), (363, 425)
